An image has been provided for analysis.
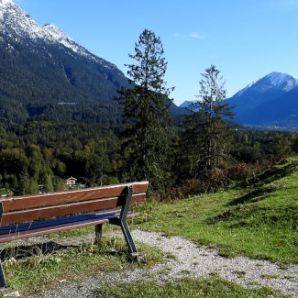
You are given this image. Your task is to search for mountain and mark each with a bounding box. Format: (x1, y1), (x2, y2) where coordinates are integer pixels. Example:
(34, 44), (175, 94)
(180, 101), (193, 109)
(227, 72), (298, 129)
(0, 0), (185, 126)
(0, 0), (132, 125)
(179, 100), (200, 112)
(179, 72), (298, 130)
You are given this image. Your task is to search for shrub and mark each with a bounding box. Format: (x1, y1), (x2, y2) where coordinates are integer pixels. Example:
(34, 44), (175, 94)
(224, 163), (259, 182)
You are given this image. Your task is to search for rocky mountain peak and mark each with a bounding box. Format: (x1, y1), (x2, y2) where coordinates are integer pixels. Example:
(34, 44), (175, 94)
(0, 0), (104, 63)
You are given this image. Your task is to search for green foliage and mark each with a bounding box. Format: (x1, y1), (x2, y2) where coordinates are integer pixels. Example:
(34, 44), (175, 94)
(0, 120), (297, 196)
(0, 123), (122, 195)
(120, 29), (174, 191)
(232, 130), (295, 163)
(179, 65), (234, 180)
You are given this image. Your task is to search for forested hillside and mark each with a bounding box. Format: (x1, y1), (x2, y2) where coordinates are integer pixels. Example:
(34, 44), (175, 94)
(0, 121), (297, 196)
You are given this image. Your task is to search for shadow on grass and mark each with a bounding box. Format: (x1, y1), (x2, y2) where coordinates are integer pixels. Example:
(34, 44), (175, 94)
(0, 241), (76, 261)
(241, 161), (298, 188)
(207, 205), (298, 231)
(228, 187), (276, 206)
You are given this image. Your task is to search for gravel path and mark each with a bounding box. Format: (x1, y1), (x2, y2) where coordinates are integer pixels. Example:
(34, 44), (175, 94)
(28, 230), (298, 298)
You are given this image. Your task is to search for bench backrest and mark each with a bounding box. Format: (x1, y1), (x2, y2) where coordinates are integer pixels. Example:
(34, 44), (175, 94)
(0, 181), (149, 227)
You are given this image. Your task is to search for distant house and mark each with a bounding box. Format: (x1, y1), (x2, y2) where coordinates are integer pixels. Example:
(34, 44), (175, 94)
(38, 184), (46, 194)
(66, 177), (77, 187)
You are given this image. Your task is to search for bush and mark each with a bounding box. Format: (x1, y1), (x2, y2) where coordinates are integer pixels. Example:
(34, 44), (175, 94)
(224, 163), (259, 182)
(154, 161), (272, 201)
(151, 179), (201, 201)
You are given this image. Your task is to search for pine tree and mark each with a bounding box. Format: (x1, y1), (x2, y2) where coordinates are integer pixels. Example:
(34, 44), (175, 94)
(120, 29), (173, 190)
(180, 65), (234, 178)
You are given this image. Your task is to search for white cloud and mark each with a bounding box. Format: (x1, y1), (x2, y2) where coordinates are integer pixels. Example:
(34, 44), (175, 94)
(172, 32), (206, 40)
(189, 32), (205, 40)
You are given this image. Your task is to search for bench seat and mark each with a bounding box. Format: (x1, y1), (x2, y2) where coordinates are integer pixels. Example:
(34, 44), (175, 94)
(0, 181), (149, 288)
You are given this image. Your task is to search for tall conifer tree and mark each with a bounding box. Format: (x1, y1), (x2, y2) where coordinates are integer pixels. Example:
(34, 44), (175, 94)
(120, 29), (173, 190)
(180, 65), (234, 178)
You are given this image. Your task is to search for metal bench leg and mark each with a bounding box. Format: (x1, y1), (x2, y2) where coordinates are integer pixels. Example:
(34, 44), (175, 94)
(0, 260), (7, 288)
(119, 186), (137, 254)
(95, 224), (103, 244)
(120, 220), (137, 254)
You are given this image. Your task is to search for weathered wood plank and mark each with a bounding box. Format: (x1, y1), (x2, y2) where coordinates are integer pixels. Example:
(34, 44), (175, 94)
(1, 181), (149, 212)
(0, 193), (145, 226)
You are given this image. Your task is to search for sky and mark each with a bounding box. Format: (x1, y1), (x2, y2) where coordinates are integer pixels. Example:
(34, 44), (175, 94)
(15, 0), (298, 105)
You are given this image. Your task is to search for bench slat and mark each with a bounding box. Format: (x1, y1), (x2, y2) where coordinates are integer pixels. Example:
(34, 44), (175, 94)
(0, 181), (149, 212)
(0, 212), (137, 244)
(0, 193), (145, 227)
(0, 209), (125, 235)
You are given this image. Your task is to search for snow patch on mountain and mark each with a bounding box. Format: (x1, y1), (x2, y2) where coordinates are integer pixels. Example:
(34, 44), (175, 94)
(0, 0), (45, 40)
(0, 0), (13, 7)
(42, 23), (93, 58)
(233, 72), (298, 99)
(43, 24), (69, 40)
(263, 72), (298, 91)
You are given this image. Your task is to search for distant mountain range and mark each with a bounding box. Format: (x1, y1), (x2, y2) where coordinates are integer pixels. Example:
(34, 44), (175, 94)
(1, 0), (297, 130)
(180, 72), (298, 130)
(0, 0), (184, 126)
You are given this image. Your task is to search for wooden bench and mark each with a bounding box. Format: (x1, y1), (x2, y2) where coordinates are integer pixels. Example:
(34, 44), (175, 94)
(0, 181), (149, 288)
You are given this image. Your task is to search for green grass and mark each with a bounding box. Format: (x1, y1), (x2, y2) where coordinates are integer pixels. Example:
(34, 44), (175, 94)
(95, 277), (284, 298)
(3, 237), (166, 296)
(47, 215), (138, 239)
(48, 225), (94, 238)
(136, 159), (298, 264)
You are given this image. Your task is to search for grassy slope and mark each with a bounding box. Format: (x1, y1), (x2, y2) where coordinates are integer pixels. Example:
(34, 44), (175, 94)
(136, 159), (298, 264)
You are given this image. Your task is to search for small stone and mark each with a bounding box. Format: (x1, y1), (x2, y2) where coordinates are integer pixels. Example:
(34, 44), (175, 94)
(1, 289), (21, 298)
(109, 248), (119, 255)
(7, 258), (17, 266)
(129, 252), (147, 263)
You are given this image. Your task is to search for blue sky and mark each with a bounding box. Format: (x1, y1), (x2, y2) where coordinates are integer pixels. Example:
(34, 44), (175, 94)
(16, 0), (298, 105)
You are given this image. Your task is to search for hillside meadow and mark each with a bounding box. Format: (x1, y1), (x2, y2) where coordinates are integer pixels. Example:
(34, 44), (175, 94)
(135, 158), (298, 265)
